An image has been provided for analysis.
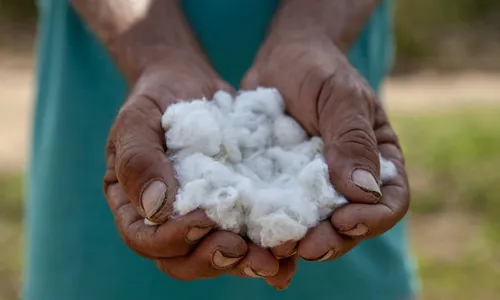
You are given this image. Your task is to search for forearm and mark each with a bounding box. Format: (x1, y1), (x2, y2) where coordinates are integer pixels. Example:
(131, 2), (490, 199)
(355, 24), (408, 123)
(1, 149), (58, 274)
(265, 0), (381, 52)
(71, 0), (208, 83)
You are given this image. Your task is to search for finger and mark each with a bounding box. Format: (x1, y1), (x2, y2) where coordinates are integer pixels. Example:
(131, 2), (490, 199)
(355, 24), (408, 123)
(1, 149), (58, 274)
(228, 243), (280, 278)
(264, 255), (299, 290)
(271, 240), (298, 259)
(318, 75), (382, 204)
(297, 220), (358, 262)
(214, 79), (236, 95)
(331, 143), (410, 238)
(240, 68), (261, 90)
(105, 178), (215, 258)
(109, 95), (178, 224)
(156, 231), (248, 281)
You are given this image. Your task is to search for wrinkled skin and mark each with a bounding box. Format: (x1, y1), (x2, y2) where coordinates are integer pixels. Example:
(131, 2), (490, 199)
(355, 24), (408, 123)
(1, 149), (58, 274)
(103, 53), (293, 289)
(103, 35), (409, 290)
(241, 35), (410, 265)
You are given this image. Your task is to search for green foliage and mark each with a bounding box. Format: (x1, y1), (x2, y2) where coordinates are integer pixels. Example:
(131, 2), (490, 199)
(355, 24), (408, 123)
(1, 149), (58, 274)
(0, 0), (37, 21)
(392, 108), (500, 218)
(0, 174), (23, 300)
(394, 0), (500, 65)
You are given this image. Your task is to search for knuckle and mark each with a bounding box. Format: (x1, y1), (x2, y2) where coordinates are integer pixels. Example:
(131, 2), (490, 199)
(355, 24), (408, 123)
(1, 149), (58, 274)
(337, 126), (377, 149)
(113, 96), (160, 138)
(116, 145), (153, 194)
(117, 144), (147, 175)
(375, 122), (400, 147)
(318, 68), (376, 116)
(113, 105), (143, 135)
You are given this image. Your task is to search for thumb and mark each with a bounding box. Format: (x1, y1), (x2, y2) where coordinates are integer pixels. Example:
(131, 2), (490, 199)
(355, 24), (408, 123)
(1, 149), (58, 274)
(318, 80), (381, 204)
(108, 95), (179, 224)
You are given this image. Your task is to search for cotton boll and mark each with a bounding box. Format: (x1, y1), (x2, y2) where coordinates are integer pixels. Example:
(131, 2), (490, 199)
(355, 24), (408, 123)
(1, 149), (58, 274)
(235, 87), (285, 120)
(245, 188), (286, 219)
(297, 159), (334, 202)
(165, 108), (222, 156)
(203, 187), (244, 233)
(317, 197), (348, 221)
(203, 160), (240, 188)
(238, 121), (273, 150)
(380, 154), (397, 183)
(249, 198), (319, 247)
(246, 188), (318, 247)
(221, 127), (242, 163)
(173, 153), (216, 183)
(318, 208), (334, 221)
(232, 176), (255, 204)
(282, 194), (319, 228)
(298, 159), (346, 214)
(249, 211), (309, 248)
(292, 137), (324, 159)
(173, 179), (212, 216)
(273, 116), (308, 147)
(231, 111), (272, 152)
(161, 87), (398, 248)
(213, 90), (234, 114)
(207, 104), (227, 128)
(161, 99), (209, 130)
(233, 163), (263, 184)
(242, 153), (275, 182)
(175, 153), (236, 188)
(231, 110), (264, 132)
(266, 147), (310, 175)
(272, 173), (295, 187)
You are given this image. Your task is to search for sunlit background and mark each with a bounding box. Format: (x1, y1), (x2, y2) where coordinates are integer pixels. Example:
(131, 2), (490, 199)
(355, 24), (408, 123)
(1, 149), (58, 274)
(1, 1), (500, 299)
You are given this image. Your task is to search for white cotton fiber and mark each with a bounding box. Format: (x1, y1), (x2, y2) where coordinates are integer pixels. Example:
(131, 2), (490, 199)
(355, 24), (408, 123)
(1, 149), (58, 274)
(160, 88), (397, 248)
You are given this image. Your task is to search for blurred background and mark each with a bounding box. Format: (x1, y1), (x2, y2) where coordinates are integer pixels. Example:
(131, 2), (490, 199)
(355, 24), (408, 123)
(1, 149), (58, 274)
(1, 1), (499, 299)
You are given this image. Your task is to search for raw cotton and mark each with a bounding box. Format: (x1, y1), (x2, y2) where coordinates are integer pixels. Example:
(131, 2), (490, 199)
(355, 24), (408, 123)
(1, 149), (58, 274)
(159, 88), (397, 248)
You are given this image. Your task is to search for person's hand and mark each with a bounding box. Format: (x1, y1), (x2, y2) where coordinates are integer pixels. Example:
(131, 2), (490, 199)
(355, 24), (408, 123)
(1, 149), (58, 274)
(241, 36), (410, 262)
(103, 53), (293, 287)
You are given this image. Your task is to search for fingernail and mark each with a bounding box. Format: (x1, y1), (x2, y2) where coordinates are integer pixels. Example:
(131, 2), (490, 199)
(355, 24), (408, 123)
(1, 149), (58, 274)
(277, 248), (298, 259)
(141, 181), (167, 218)
(212, 250), (242, 269)
(351, 169), (382, 199)
(186, 226), (213, 242)
(318, 249), (336, 261)
(275, 242), (298, 259)
(243, 266), (261, 278)
(341, 223), (370, 237)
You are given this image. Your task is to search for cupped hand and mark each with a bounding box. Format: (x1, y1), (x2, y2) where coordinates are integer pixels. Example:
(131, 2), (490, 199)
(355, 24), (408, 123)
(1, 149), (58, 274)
(103, 53), (291, 286)
(241, 36), (410, 262)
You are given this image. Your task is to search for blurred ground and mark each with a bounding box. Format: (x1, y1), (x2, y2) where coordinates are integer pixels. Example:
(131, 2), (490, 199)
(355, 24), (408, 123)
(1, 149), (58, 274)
(0, 50), (33, 173)
(1, 47), (500, 299)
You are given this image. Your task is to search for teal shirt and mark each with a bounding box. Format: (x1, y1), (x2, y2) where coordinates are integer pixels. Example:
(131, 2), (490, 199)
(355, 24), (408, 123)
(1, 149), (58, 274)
(24, 1), (416, 299)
